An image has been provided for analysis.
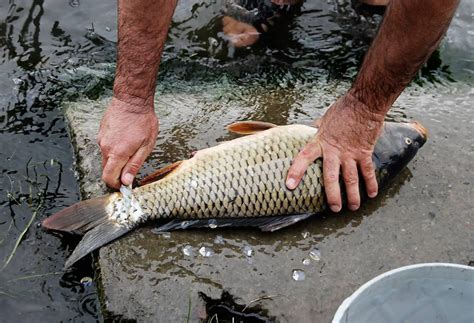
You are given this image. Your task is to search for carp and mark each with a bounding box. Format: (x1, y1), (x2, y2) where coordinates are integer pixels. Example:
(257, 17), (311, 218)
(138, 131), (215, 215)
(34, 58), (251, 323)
(42, 121), (427, 268)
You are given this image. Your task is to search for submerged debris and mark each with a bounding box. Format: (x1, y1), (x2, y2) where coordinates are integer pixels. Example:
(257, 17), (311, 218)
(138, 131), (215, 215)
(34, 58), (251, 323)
(302, 258), (311, 266)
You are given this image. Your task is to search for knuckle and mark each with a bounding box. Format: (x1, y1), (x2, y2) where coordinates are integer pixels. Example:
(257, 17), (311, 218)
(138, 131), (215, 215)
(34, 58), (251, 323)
(364, 171), (376, 180)
(324, 154), (339, 164)
(361, 160), (374, 174)
(100, 143), (114, 155)
(344, 171), (359, 185)
(325, 172), (339, 183)
(288, 168), (304, 181)
(101, 173), (113, 185)
(299, 148), (313, 159)
(125, 162), (141, 174)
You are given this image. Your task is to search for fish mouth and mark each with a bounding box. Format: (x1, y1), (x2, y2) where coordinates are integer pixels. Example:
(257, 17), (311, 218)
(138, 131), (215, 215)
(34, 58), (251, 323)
(409, 121), (428, 144)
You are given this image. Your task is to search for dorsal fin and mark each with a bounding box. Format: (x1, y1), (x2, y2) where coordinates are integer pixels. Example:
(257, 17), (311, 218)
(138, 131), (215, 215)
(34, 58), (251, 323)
(138, 160), (183, 186)
(227, 121), (277, 135)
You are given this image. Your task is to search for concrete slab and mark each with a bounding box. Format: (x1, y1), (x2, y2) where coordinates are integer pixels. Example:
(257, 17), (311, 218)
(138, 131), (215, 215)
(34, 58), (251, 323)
(64, 80), (473, 322)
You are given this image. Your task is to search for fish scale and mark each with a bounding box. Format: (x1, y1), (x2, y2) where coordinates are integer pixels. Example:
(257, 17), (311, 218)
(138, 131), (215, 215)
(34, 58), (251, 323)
(42, 120), (428, 268)
(131, 125), (325, 220)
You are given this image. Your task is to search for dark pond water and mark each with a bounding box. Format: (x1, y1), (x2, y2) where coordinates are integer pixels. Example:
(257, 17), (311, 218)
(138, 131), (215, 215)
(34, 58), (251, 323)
(0, 0), (471, 321)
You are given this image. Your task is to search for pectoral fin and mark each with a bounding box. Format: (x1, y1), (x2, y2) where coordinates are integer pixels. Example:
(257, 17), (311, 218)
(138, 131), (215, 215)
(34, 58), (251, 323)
(227, 121), (277, 135)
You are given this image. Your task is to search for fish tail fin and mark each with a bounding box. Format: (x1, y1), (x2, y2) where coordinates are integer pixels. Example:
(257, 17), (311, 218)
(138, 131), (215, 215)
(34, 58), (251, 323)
(64, 224), (129, 268)
(42, 195), (132, 268)
(42, 196), (112, 234)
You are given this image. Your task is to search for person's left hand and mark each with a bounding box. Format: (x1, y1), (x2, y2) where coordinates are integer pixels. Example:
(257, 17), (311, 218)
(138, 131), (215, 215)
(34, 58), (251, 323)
(286, 93), (385, 212)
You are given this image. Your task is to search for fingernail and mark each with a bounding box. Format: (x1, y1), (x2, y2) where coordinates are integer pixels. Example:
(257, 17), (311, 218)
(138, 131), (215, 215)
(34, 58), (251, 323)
(368, 191), (377, 198)
(123, 173), (134, 185)
(330, 204), (341, 212)
(349, 204), (359, 211)
(286, 178), (297, 190)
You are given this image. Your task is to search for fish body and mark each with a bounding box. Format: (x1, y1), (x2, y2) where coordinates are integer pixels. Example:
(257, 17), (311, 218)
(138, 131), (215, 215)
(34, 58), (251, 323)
(42, 121), (427, 267)
(111, 125), (324, 225)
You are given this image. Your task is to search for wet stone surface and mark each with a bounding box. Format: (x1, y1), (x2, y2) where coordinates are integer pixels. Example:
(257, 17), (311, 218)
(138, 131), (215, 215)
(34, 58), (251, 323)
(66, 81), (473, 322)
(61, 1), (473, 321)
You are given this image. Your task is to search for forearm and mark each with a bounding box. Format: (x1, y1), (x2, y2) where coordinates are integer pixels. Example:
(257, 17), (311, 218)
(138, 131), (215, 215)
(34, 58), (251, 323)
(113, 0), (178, 111)
(350, 0), (459, 116)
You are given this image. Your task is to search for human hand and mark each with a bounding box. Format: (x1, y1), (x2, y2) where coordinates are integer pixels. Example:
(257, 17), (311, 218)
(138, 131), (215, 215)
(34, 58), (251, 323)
(222, 16), (261, 47)
(286, 93), (385, 212)
(98, 97), (158, 189)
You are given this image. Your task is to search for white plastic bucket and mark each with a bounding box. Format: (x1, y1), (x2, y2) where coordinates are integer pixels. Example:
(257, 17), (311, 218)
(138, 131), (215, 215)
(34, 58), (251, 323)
(333, 263), (474, 323)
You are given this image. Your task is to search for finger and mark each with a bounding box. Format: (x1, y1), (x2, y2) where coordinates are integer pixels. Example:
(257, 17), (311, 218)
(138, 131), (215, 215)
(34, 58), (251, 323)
(360, 156), (378, 198)
(341, 159), (360, 211)
(222, 23), (234, 34)
(102, 155), (128, 189)
(229, 35), (244, 47)
(101, 153), (108, 171)
(286, 141), (322, 190)
(121, 145), (151, 186)
(222, 16), (234, 27)
(229, 33), (251, 47)
(323, 154), (342, 212)
(98, 140), (108, 170)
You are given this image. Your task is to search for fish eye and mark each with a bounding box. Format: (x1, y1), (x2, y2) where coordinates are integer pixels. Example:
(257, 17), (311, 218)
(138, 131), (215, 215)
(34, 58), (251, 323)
(405, 138), (412, 145)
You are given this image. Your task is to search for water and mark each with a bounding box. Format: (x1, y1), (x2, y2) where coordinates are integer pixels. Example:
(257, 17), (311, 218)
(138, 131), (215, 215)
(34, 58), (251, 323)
(292, 269), (306, 281)
(0, 1), (116, 321)
(182, 245), (194, 256)
(309, 248), (321, 261)
(0, 0), (472, 321)
(199, 246), (214, 257)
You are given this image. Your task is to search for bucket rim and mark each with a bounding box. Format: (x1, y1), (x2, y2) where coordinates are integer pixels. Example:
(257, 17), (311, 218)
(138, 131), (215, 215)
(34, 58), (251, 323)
(332, 262), (474, 323)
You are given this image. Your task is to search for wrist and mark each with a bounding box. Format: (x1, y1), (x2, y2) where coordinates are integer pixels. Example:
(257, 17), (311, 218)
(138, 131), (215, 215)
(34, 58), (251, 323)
(345, 89), (387, 124)
(112, 83), (155, 110)
(110, 96), (155, 114)
(113, 71), (157, 109)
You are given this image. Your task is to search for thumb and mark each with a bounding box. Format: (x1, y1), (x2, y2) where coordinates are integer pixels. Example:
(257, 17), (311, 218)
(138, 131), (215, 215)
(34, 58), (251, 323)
(121, 146), (151, 186)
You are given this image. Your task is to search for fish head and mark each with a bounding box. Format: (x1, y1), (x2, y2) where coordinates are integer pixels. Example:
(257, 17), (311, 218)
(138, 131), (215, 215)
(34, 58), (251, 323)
(373, 121), (428, 186)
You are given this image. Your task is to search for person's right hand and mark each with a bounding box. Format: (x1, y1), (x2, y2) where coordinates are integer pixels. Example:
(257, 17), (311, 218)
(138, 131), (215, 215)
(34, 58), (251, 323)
(98, 97), (158, 189)
(222, 16), (261, 48)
